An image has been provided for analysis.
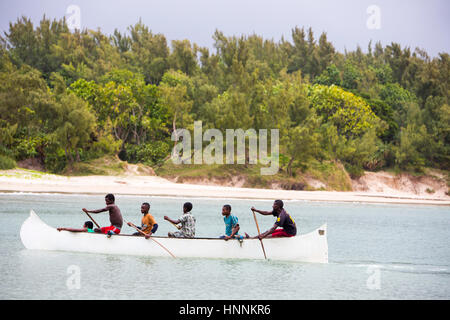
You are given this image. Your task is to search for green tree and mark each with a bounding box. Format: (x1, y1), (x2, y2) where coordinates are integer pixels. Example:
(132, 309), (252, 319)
(314, 64), (341, 86)
(379, 83), (417, 126)
(127, 21), (170, 84)
(342, 61), (361, 89)
(285, 115), (321, 175)
(52, 93), (96, 164)
(169, 39), (198, 76)
(2, 16), (68, 77)
(309, 85), (381, 138)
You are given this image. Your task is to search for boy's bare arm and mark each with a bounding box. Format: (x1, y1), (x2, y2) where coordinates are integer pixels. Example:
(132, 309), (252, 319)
(251, 207), (272, 215)
(83, 207), (108, 214)
(57, 227), (87, 232)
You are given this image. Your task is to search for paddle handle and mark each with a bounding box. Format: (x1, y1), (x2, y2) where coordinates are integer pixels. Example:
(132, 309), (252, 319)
(126, 220), (176, 258)
(126, 221), (146, 236)
(83, 210), (101, 229)
(169, 220), (182, 230)
(252, 210), (267, 259)
(252, 211), (262, 235)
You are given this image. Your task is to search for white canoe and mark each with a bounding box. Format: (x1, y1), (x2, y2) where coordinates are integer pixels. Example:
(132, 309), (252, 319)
(20, 210), (328, 263)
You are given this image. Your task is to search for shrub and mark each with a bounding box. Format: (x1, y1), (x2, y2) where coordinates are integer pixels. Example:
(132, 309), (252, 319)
(0, 155), (16, 169)
(123, 141), (171, 166)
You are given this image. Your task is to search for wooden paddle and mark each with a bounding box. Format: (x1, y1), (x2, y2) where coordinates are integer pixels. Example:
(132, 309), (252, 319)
(83, 210), (101, 229)
(169, 220), (182, 230)
(252, 209), (267, 259)
(125, 220), (176, 258)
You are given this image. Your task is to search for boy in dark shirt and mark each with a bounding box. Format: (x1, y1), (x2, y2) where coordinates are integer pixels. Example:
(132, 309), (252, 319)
(82, 193), (123, 236)
(246, 200), (297, 239)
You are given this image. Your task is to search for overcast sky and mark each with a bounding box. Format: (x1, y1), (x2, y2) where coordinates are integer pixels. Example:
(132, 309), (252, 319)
(0, 0), (448, 57)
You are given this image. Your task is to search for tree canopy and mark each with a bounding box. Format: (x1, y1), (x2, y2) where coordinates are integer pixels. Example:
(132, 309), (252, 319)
(0, 16), (448, 174)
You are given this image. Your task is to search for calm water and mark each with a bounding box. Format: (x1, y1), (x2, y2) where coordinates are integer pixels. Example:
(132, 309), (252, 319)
(0, 193), (449, 300)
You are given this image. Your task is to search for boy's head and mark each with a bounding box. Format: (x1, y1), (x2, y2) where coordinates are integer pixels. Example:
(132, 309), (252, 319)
(141, 202), (150, 214)
(105, 193), (115, 204)
(222, 204), (231, 216)
(84, 221), (94, 230)
(183, 202), (193, 213)
(273, 199), (284, 211)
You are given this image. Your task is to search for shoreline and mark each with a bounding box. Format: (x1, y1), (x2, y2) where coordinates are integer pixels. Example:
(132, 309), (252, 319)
(1, 170), (449, 206)
(1, 190), (449, 206)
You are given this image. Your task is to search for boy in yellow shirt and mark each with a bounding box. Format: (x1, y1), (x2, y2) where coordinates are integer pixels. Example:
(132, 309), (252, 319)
(128, 202), (158, 239)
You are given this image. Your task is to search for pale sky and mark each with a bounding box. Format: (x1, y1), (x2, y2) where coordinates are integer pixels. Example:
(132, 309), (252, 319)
(0, 0), (448, 57)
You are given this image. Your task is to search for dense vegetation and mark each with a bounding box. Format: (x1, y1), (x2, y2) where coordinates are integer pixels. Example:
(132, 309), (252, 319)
(0, 16), (448, 179)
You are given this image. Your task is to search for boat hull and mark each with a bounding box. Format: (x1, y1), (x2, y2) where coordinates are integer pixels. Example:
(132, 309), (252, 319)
(20, 210), (328, 263)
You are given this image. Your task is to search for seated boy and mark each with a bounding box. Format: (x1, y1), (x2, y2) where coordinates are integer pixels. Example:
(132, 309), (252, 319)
(164, 202), (196, 238)
(128, 202), (158, 239)
(220, 204), (243, 241)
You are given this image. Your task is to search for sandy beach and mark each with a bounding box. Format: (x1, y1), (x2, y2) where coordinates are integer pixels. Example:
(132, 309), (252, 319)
(1, 169), (449, 206)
